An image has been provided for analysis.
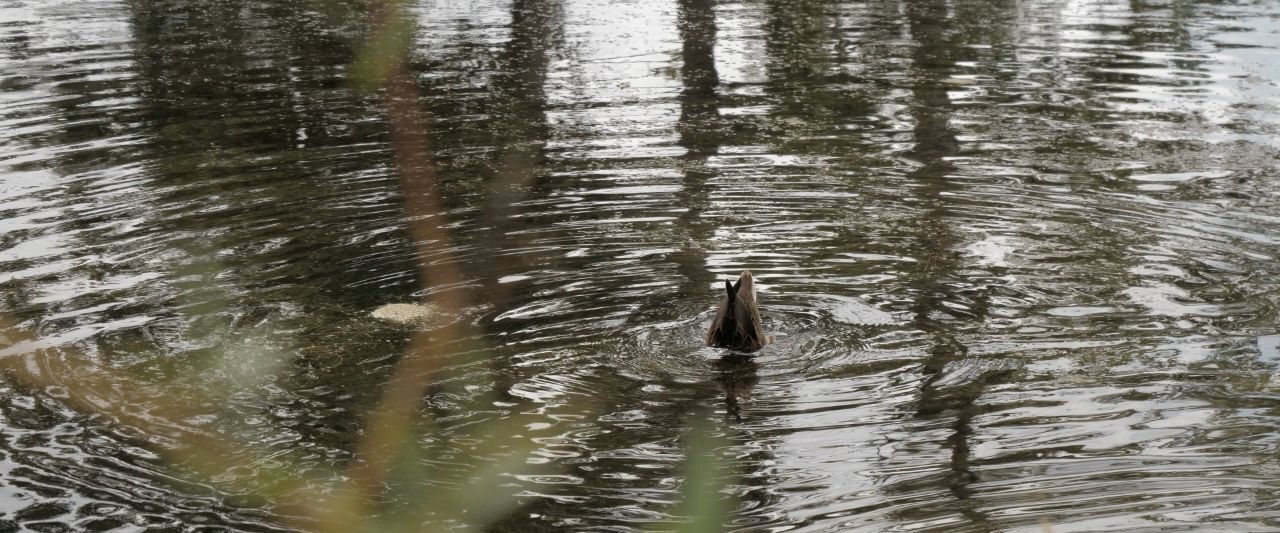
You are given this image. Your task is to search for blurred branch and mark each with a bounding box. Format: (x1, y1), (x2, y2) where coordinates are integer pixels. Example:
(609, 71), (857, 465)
(350, 0), (416, 93)
(343, 1), (478, 519)
(667, 416), (733, 533)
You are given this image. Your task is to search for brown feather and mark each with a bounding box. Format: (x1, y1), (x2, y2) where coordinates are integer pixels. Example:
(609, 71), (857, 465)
(706, 271), (768, 352)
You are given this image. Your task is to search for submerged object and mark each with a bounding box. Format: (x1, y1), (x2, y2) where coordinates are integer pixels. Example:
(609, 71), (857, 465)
(705, 270), (768, 352)
(371, 302), (439, 326)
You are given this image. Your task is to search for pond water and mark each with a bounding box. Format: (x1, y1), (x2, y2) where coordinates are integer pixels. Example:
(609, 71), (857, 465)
(2, 0), (1280, 530)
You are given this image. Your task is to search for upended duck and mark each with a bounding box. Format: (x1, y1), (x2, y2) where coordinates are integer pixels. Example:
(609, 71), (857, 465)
(705, 270), (769, 353)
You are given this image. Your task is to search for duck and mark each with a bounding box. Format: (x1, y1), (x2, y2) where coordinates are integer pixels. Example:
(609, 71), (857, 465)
(705, 270), (769, 353)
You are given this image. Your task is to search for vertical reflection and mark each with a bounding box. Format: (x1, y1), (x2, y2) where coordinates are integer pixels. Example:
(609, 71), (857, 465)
(483, 0), (557, 221)
(676, 0), (721, 159)
(763, 0), (833, 121)
(671, 0), (759, 419)
(672, 0), (719, 302)
(895, 0), (993, 527)
(475, 0), (559, 400)
(672, 0), (720, 293)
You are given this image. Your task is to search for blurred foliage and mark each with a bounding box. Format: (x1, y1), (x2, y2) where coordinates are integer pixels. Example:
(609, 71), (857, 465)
(668, 417), (734, 533)
(350, 0), (417, 92)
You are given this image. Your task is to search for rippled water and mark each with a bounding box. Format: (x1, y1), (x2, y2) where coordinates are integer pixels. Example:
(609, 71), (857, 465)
(2, 0), (1280, 530)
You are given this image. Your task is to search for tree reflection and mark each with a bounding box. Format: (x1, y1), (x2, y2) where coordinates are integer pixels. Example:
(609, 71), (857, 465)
(673, 0), (765, 426)
(7, 0), (1272, 530)
(888, 0), (1002, 528)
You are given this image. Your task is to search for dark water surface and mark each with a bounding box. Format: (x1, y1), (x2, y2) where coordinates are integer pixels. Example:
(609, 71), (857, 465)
(3, 0), (1280, 530)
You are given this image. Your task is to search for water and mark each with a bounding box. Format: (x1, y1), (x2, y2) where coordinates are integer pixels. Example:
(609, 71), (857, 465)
(2, 0), (1280, 530)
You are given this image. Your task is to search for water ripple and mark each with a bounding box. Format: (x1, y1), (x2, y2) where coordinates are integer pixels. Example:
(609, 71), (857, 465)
(2, 0), (1280, 531)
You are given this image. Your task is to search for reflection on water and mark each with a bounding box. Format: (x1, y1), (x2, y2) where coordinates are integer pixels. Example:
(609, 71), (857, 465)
(3, 0), (1280, 530)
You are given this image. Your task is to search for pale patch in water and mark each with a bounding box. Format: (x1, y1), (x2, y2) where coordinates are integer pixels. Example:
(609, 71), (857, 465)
(821, 295), (898, 325)
(1122, 283), (1223, 317)
(1259, 335), (1280, 364)
(371, 303), (440, 325)
(1046, 306), (1117, 317)
(965, 235), (1017, 267)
